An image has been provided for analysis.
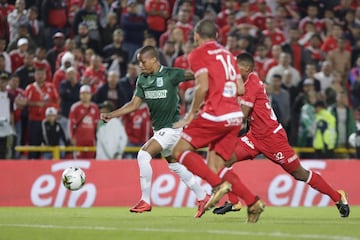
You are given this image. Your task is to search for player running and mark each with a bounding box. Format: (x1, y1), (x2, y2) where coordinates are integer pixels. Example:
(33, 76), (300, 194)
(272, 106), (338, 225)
(172, 19), (265, 222)
(212, 52), (350, 218)
(101, 45), (209, 218)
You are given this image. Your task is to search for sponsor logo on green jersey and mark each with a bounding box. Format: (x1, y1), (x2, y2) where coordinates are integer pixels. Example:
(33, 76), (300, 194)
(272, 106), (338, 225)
(144, 90), (168, 99)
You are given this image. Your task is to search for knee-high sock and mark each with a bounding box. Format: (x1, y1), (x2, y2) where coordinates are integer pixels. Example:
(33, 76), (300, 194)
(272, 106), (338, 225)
(227, 192), (240, 204)
(306, 170), (341, 202)
(137, 150), (152, 204)
(178, 151), (222, 187)
(168, 162), (206, 200)
(219, 168), (257, 206)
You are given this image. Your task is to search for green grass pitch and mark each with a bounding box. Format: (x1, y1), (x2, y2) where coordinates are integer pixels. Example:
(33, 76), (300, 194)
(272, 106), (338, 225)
(0, 207), (359, 240)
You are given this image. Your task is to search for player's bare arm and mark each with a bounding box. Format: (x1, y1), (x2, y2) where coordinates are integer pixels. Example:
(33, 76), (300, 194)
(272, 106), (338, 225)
(241, 104), (252, 119)
(173, 72), (208, 128)
(101, 96), (142, 122)
(184, 70), (195, 81)
(237, 76), (245, 96)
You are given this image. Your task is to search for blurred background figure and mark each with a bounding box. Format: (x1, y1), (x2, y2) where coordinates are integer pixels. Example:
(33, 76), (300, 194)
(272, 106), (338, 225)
(94, 70), (126, 109)
(349, 56), (360, 108)
(269, 74), (290, 131)
(313, 100), (337, 159)
(58, 66), (81, 140)
(297, 89), (318, 159)
(68, 85), (99, 159)
(348, 107), (360, 158)
(6, 73), (26, 157)
(328, 90), (356, 158)
(122, 102), (152, 159)
(0, 73), (15, 159)
(121, 0), (148, 59)
(102, 29), (129, 78)
(41, 107), (68, 159)
(24, 65), (59, 159)
(7, 0), (27, 42)
(96, 101), (128, 160)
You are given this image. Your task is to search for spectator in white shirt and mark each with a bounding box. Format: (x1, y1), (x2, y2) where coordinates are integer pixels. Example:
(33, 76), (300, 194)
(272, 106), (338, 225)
(314, 61), (334, 94)
(266, 52), (301, 87)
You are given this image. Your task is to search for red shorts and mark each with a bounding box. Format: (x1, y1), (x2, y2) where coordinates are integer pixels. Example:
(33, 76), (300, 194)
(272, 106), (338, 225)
(181, 115), (242, 161)
(234, 128), (300, 173)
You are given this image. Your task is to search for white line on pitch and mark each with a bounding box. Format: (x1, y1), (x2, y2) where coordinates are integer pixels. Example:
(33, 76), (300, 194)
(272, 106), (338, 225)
(0, 223), (358, 240)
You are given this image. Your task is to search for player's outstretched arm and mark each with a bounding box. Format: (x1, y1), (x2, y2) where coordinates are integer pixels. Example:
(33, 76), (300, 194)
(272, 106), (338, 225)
(101, 96), (142, 122)
(184, 71), (195, 81)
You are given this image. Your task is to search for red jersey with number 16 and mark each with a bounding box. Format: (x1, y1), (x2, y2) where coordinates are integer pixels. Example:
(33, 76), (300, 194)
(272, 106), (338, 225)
(188, 41), (242, 120)
(240, 72), (282, 138)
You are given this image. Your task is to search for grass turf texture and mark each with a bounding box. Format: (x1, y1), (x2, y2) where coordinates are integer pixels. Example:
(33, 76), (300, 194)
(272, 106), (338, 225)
(0, 207), (359, 240)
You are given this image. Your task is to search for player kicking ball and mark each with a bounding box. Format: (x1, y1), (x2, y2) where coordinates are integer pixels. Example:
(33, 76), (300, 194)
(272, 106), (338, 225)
(101, 46), (210, 218)
(212, 53), (350, 218)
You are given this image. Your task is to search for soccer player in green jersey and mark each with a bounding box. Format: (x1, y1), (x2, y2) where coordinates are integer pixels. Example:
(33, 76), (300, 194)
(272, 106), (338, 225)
(101, 45), (210, 217)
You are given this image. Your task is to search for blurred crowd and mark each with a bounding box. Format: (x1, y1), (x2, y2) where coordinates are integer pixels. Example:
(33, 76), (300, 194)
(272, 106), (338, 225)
(0, 0), (360, 159)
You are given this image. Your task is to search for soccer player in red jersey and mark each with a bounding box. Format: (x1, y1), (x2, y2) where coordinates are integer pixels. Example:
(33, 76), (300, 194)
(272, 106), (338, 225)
(212, 53), (350, 218)
(172, 19), (264, 222)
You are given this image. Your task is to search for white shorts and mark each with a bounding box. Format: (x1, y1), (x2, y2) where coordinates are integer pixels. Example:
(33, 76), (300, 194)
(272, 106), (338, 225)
(152, 127), (182, 157)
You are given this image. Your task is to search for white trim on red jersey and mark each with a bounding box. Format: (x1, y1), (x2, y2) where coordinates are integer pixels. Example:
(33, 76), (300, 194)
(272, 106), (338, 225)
(201, 111), (243, 122)
(194, 67), (208, 77)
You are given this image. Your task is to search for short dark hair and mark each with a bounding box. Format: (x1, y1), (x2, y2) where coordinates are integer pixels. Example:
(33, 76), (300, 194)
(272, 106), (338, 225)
(272, 74), (282, 80)
(144, 33), (155, 40)
(29, 6), (39, 13)
(194, 19), (218, 39)
(0, 72), (9, 80)
(138, 45), (159, 60)
(237, 52), (254, 70)
(113, 28), (123, 36)
(315, 100), (326, 108)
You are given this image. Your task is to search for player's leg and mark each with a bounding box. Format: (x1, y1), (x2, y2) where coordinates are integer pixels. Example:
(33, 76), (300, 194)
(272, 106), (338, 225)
(166, 156), (210, 218)
(261, 131), (350, 217)
(159, 128), (210, 218)
(173, 138), (230, 209)
(172, 118), (233, 210)
(130, 138), (162, 213)
(173, 138), (223, 186)
(212, 133), (266, 220)
(212, 139), (256, 215)
(214, 129), (265, 223)
(211, 138), (265, 223)
(290, 165), (349, 217)
(208, 150), (241, 214)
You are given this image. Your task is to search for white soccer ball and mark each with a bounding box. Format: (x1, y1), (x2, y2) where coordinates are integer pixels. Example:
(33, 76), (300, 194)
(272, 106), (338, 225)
(62, 167), (86, 191)
(348, 133), (356, 148)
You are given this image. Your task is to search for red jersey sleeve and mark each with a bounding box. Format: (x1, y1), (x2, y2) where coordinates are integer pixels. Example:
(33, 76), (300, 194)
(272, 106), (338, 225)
(188, 50), (206, 77)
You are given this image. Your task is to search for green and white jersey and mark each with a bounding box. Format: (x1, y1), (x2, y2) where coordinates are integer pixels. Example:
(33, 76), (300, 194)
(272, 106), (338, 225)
(134, 66), (186, 131)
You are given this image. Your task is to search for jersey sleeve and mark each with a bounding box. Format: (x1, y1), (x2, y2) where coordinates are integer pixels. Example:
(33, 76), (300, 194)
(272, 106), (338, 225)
(170, 67), (186, 85)
(134, 77), (144, 99)
(240, 73), (259, 108)
(188, 50), (206, 77)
